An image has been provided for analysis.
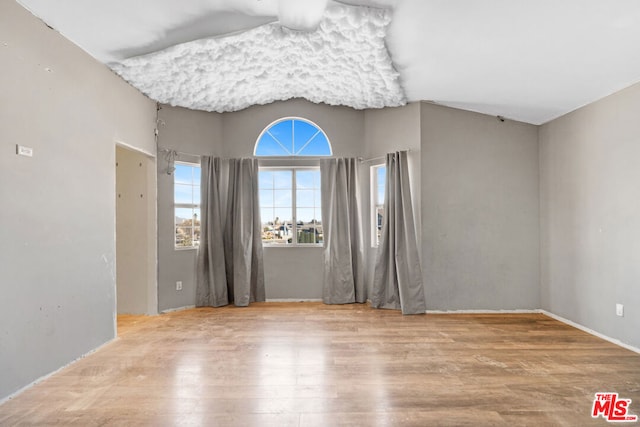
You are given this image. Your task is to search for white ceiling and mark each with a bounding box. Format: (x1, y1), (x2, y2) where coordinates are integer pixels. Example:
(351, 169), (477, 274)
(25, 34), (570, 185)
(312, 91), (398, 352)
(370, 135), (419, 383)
(15, 0), (640, 124)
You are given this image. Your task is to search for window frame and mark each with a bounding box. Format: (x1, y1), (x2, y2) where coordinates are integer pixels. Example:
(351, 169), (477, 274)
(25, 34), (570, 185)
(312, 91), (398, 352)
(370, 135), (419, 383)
(255, 116), (331, 248)
(174, 160), (201, 250)
(254, 116), (333, 157)
(371, 163), (386, 248)
(258, 165), (323, 248)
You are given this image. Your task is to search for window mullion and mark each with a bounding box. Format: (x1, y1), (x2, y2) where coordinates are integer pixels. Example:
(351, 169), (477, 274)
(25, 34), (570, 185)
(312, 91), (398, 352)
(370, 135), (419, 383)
(292, 168), (297, 243)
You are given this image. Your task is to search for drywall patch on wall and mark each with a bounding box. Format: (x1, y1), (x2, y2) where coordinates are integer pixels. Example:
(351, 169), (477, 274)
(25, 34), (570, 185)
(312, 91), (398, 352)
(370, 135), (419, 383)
(112, 4), (405, 113)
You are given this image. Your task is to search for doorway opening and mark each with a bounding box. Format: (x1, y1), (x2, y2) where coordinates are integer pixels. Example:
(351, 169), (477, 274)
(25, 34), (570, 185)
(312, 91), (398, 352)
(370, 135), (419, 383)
(115, 144), (157, 316)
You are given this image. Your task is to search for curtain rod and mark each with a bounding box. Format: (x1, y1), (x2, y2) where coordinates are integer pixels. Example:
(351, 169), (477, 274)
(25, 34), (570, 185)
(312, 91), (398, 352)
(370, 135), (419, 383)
(359, 149), (412, 163)
(159, 148), (413, 162)
(158, 147), (201, 158)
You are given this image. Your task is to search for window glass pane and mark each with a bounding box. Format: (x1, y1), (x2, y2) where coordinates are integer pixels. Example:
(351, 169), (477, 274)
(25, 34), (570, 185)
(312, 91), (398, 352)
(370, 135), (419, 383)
(296, 189), (315, 207)
(259, 170), (274, 188)
(296, 207), (315, 223)
(377, 166), (386, 204)
(176, 204), (197, 245)
(296, 170), (317, 189)
(296, 209), (322, 244)
(293, 120), (318, 154)
(261, 208), (275, 224)
(267, 213), (293, 244)
(175, 226), (193, 247)
(298, 131), (331, 156)
(371, 165), (386, 247)
(259, 167), (322, 246)
(174, 163), (200, 248)
(268, 120), (293, 154)
(376, 206), (384, 244)
(273, 208), (292, 225)
(175, 206), (200, 247)
(297, 227), (319, 244)
(174, 164), (193, 184)
(259, 189), (274, 206)
(256, 132), (288, 156)
(261, 224), (277, 242)
(175, 207), (195, 224)
(273, 190), (292, 207)
(175, 184), (193, 204)
(255, 118), (331, 157)
(273, 170), (292, 189)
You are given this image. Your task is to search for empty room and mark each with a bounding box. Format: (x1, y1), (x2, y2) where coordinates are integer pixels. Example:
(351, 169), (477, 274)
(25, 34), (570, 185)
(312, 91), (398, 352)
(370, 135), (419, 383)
(1, 0), (639, 425)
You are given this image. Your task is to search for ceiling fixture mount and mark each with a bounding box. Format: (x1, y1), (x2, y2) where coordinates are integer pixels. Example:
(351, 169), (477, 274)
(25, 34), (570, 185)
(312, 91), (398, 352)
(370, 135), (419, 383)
(277, 0), (329, 31)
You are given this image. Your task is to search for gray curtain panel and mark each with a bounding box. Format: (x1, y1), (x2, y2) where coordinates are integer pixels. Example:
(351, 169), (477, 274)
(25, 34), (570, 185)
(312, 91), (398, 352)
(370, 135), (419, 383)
(224, 158), (265, 306)
(196, 157), (229, 307)
(371, 151), (426, 315)
(320, 158), (365, 304)
(196, 157), (265, 307)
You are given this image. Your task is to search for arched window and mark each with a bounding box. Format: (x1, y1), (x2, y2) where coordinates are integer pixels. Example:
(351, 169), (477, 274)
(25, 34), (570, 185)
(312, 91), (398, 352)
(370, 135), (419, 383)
(255, 117), (330, 246)
(254, 117), (332, 157)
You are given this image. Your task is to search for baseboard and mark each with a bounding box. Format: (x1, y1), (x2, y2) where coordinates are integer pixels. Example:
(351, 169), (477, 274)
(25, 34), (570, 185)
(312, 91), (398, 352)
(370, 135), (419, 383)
(160, 305), (196, 314)
(0, 337), (116, 406)
(539, 310), (640, 355)
(426, 309), (541, 314)
(161, 302), (325, 310)
(425, 308), (640, 355)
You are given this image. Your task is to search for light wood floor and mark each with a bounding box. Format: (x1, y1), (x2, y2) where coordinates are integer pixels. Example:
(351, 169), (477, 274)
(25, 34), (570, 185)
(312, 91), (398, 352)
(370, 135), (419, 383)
(1, 302), (639, 426)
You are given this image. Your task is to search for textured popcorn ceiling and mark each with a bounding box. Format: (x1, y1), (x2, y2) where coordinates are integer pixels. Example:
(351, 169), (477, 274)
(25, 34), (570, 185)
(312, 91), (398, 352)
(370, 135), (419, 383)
(15, 0), (640, 124)
(111, 4), (404, 112)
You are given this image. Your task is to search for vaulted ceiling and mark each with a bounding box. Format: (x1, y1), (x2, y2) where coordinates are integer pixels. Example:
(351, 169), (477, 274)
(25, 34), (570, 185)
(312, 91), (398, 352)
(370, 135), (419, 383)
(16, 0), (640, 124)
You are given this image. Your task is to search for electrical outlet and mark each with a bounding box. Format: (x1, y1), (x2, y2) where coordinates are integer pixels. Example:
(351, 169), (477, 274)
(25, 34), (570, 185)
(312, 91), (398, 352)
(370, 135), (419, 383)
(16, 145), (33, 157)
(616, 304), (624, 317)
(176, 281), (183, 291)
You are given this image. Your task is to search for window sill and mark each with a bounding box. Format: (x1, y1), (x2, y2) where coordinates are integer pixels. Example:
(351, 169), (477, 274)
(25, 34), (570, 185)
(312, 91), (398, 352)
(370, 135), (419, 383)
(175, 246), (198, 251)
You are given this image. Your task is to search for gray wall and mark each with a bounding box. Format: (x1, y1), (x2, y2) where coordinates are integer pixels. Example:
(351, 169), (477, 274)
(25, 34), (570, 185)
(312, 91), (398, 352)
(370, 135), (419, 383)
(421, 103), (540, 310)
(540, 82), (640, 349)
(363, 103), (422, 292)
(157, 105), (222, 312)
(0, 0), (156, 401)
(156, 99), (365, 309)
(157, 100), (544, 311)
(116, 146), (157, 315)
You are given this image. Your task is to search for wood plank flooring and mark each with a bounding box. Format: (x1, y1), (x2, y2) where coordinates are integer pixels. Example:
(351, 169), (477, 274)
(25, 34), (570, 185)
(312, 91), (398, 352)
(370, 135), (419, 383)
(1, 302), (639, 426)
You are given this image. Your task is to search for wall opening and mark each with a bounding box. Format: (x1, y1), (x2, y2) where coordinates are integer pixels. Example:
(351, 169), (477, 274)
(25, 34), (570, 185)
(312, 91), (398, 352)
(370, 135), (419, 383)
(115, 145), (158, 316)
